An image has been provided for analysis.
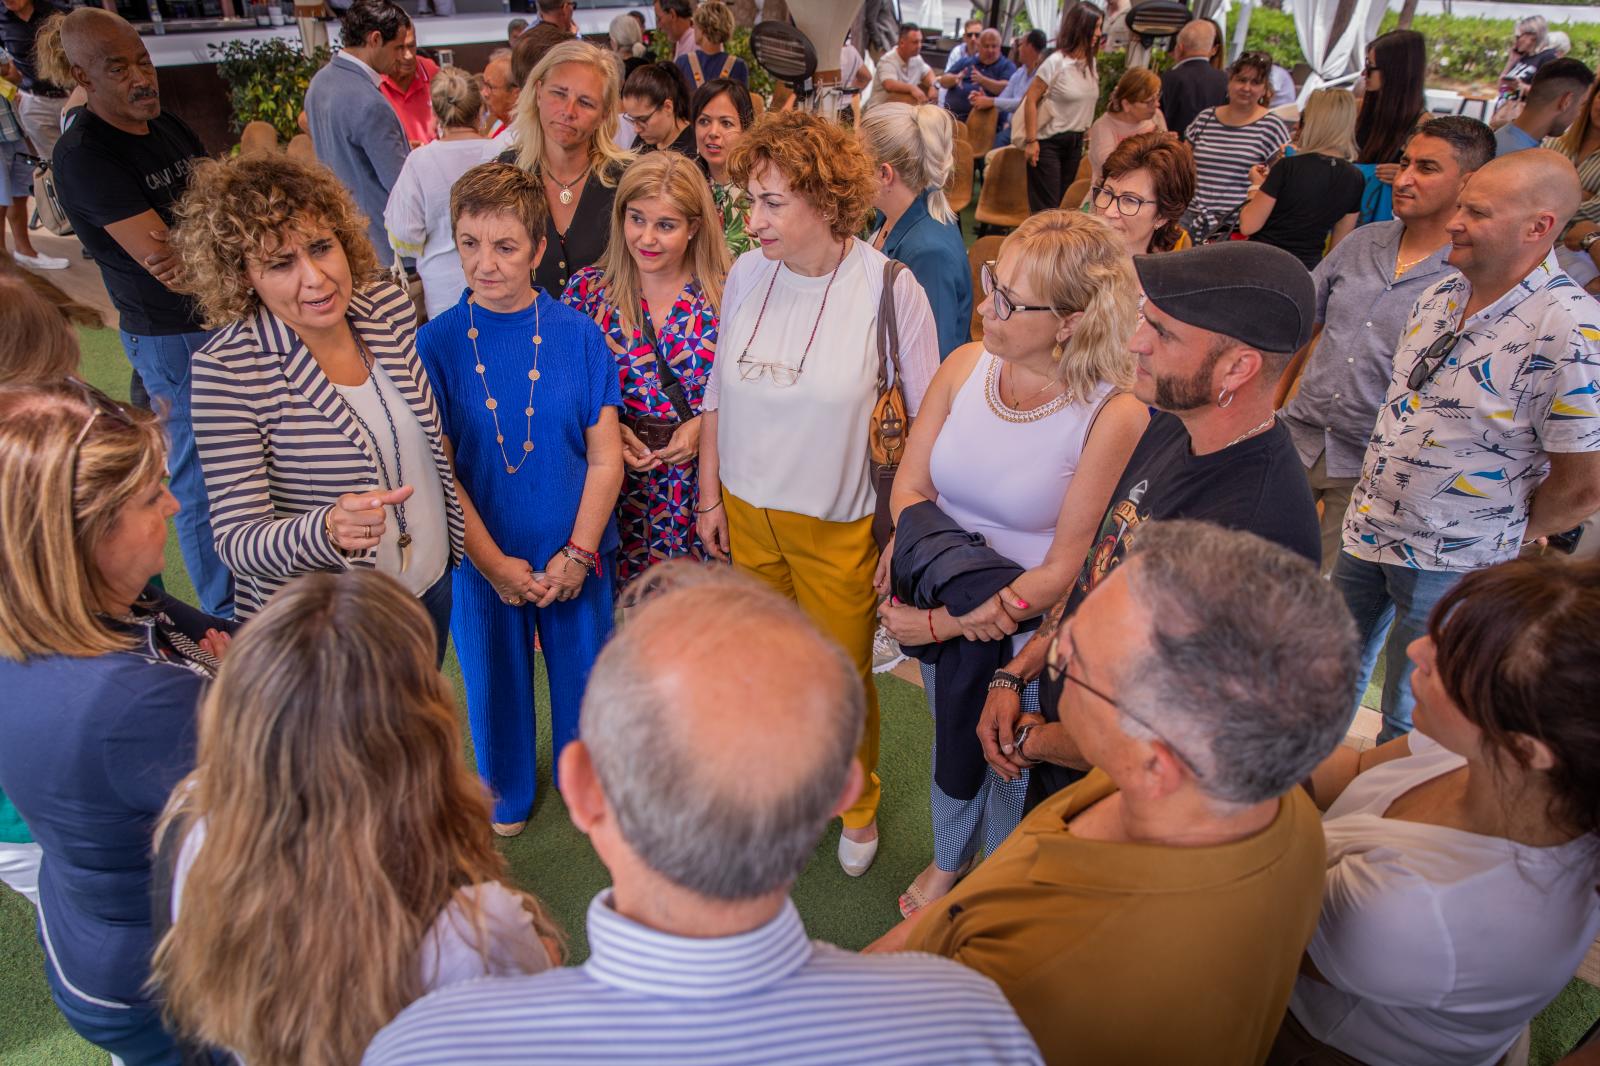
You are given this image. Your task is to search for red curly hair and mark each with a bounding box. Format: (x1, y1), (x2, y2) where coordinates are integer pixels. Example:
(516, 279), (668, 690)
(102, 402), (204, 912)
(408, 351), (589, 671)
(728, 111), (878, 239)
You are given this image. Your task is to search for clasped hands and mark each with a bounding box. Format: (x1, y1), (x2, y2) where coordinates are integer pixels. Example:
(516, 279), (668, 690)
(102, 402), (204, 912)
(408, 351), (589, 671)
(485, 550), (588, 609)
(619, 416), (700, 473)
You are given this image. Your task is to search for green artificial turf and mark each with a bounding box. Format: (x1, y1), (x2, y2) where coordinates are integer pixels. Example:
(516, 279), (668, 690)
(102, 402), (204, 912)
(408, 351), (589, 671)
(1, 328), (1594, 1063)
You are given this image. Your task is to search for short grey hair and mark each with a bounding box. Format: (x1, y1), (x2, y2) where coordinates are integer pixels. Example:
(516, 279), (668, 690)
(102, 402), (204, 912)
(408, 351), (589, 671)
(1116, 521), (1359, 805)
(581, 565), (864, 900)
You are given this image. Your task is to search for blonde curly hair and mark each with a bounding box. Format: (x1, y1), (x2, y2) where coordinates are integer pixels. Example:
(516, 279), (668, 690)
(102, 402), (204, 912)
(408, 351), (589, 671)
(171, 155), (382, 329)
(729, 111), (878, 240)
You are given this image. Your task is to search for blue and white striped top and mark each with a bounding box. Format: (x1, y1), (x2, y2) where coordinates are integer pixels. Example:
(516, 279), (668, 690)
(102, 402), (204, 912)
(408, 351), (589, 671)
(363, 891), (1042, 1065)
(190, 281), (465, 617)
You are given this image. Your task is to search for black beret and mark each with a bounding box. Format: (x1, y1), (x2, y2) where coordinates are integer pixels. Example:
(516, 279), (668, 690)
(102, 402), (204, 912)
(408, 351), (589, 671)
(1133, 242), (1317, 353)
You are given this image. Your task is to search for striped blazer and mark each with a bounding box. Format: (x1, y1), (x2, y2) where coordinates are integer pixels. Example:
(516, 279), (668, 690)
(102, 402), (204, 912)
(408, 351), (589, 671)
(190, 281), (465, 618)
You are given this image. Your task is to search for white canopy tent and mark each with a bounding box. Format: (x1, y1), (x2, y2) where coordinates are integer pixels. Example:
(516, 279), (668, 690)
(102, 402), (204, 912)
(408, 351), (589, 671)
(1287, 0), (1388, 101)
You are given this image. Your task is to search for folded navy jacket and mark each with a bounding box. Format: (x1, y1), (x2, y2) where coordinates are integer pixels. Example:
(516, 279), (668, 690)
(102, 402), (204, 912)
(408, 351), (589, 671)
(891, 500), (1040, 801)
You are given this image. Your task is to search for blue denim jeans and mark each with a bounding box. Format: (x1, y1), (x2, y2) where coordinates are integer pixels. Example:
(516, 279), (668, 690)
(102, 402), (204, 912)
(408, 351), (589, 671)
(1330, 551), (1464, 743)
(120, 330), (234, 618)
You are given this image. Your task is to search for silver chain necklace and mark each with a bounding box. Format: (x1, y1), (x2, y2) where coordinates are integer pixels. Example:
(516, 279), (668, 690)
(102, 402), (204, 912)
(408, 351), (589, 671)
(1220, 413), (1277, 450)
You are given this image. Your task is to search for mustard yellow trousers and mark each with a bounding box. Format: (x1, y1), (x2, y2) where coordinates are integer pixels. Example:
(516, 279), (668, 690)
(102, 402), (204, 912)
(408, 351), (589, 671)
(725, 492), (882, 828)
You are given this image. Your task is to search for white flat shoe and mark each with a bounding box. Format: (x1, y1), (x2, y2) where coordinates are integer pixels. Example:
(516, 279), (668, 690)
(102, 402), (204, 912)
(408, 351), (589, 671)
(838, 829), (879, 877)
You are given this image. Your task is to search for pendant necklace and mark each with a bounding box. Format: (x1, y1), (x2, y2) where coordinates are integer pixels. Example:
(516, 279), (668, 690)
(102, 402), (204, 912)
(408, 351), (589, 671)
(545, 162), (590, 206)
(343, 326), (413, 571)
(467, 293), (543, 474)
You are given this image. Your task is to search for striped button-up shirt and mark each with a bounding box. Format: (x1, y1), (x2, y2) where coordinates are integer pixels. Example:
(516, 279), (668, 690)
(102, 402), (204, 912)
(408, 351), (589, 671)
(363, 891), (1043, 1065)
(190, 281), (465, 617)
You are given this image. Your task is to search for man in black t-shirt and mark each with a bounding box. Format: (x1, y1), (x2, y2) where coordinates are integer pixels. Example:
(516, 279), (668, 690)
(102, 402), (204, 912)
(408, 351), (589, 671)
(975, 242), (1322, 810)
(51, 8), (232, 618)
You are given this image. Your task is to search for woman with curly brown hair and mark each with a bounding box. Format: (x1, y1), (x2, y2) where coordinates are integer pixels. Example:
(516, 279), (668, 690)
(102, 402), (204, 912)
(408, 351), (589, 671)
(697, 111), (941, 876)
(152, 569), (560, 1066)
(172, 154), (464, 657)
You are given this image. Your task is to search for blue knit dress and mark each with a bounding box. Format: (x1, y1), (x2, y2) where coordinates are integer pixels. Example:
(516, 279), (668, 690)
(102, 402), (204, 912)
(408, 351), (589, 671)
(418, 288), (621, 823)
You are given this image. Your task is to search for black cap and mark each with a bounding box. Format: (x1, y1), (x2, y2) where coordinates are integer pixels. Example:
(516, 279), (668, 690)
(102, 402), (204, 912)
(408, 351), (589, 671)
(1133, 242), (1317, 353)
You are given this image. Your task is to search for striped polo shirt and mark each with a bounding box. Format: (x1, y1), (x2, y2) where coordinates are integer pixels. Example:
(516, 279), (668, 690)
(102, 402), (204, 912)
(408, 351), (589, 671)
(363, 891), (1043, 1065)
(190, 281), (465, 617)
(1185, 108), (1291, 233)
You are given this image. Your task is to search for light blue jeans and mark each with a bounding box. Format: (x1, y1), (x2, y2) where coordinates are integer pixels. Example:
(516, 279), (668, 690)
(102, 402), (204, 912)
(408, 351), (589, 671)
(1330, 551), (1463, 742)
(119, 330), (233, 618)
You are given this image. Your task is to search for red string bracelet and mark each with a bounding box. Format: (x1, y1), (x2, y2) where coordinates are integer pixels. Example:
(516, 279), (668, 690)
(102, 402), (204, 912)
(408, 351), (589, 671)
(927, 609), (936, 643)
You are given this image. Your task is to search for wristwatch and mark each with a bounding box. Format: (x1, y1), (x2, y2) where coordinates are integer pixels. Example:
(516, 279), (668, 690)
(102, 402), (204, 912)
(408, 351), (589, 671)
(988, 669), (1024, 694)
(1582, 231), (1600, 252)
(1013, 723), (1038, 765)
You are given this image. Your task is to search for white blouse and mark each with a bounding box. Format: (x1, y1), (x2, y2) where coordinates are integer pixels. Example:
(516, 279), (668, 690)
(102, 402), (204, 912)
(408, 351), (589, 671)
(334, 362), (450, 595)
(1032, 53), (1099, 138)
(705, 240), (938, 523)
(1292, 731), (1600, 1066)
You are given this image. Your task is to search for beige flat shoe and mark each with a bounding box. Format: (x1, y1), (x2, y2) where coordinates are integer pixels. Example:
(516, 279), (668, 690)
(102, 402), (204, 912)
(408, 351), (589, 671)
(492, 820), (528, 838)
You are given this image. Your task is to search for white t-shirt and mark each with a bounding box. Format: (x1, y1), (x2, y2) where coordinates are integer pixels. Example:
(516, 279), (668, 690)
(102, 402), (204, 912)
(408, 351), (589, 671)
(334, 363), (451, 594)
(705, 240), (938, 523)
(383, 137), (502, 319)
(173, 820), (550, 997)
(1292, 731), (1600, 1066)
(1032, 52), (1098, 137)
(869, 48), (932, 109)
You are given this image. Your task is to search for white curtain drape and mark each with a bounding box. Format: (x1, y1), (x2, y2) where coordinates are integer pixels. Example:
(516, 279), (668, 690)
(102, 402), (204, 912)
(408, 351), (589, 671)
(1293, 0), (1387, 98)
(1025, 0), (1060, 37)
(917, 0), (946, 31)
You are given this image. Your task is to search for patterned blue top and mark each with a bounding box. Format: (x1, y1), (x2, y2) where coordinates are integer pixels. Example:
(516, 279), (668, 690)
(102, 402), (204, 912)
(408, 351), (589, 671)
(417, 288), (621, 562)
(364, 890), (1042, 1065)
(1343, 252), (1600, 570)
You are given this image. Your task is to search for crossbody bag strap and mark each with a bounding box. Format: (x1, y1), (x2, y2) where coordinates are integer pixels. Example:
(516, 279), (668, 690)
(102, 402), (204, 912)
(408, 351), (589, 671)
(877, 260), (907, 392)
(639, 308), (696, 423)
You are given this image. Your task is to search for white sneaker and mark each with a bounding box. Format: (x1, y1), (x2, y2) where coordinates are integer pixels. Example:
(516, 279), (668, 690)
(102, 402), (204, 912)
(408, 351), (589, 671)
(14, 251), (70, 270)
(871, 624), (906, 673)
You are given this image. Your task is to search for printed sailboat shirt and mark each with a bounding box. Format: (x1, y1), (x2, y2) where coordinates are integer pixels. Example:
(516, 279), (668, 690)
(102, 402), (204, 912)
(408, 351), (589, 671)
(1343, 251), (1600, 571)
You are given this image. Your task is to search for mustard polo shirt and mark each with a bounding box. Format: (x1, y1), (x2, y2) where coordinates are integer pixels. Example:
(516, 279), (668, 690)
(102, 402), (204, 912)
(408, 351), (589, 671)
(904, 770), (1326, 1065)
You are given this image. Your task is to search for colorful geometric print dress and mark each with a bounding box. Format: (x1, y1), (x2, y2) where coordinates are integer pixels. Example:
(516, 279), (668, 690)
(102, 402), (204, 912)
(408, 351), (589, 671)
(561, 267), (719, 581)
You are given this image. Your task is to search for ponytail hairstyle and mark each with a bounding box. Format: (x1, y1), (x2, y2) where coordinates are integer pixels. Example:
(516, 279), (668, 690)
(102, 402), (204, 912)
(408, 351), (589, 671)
(33, 12), (73, 88)
(429, 65), (483, 130)
(623, 60), (692, 124)
(1003, 210), (1138, 396)
(1107, 67), (1161, 115)
(857, 102), (957, 225)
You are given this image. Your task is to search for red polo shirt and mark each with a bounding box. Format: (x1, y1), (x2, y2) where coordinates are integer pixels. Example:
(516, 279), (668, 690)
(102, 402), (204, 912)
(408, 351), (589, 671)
(380, 54), (439, 147)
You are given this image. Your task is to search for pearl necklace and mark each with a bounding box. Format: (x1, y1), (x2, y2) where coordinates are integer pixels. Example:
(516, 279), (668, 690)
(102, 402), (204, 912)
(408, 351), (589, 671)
(466, 294), (542, 475)
(983, 357), (1072, 424)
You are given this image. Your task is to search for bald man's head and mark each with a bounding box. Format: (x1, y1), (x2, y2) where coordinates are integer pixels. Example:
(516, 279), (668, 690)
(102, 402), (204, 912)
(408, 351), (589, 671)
(47, 8), (160, 125)
(579, 565), (864, 901)
(1176, 19), (1217, 59)
(1447, 148), (1581, 278)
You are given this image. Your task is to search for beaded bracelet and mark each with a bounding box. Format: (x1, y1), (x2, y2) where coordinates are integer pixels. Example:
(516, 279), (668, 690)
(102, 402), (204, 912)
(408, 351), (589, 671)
(562, 540), (602, 579)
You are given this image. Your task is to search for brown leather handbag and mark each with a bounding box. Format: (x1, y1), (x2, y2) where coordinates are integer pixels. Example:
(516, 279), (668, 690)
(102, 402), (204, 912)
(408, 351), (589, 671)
(870, 261), (910, 549)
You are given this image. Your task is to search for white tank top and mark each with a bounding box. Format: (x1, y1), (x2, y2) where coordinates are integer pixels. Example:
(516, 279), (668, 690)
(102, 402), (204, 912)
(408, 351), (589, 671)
(928, 351), (1115, 572)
